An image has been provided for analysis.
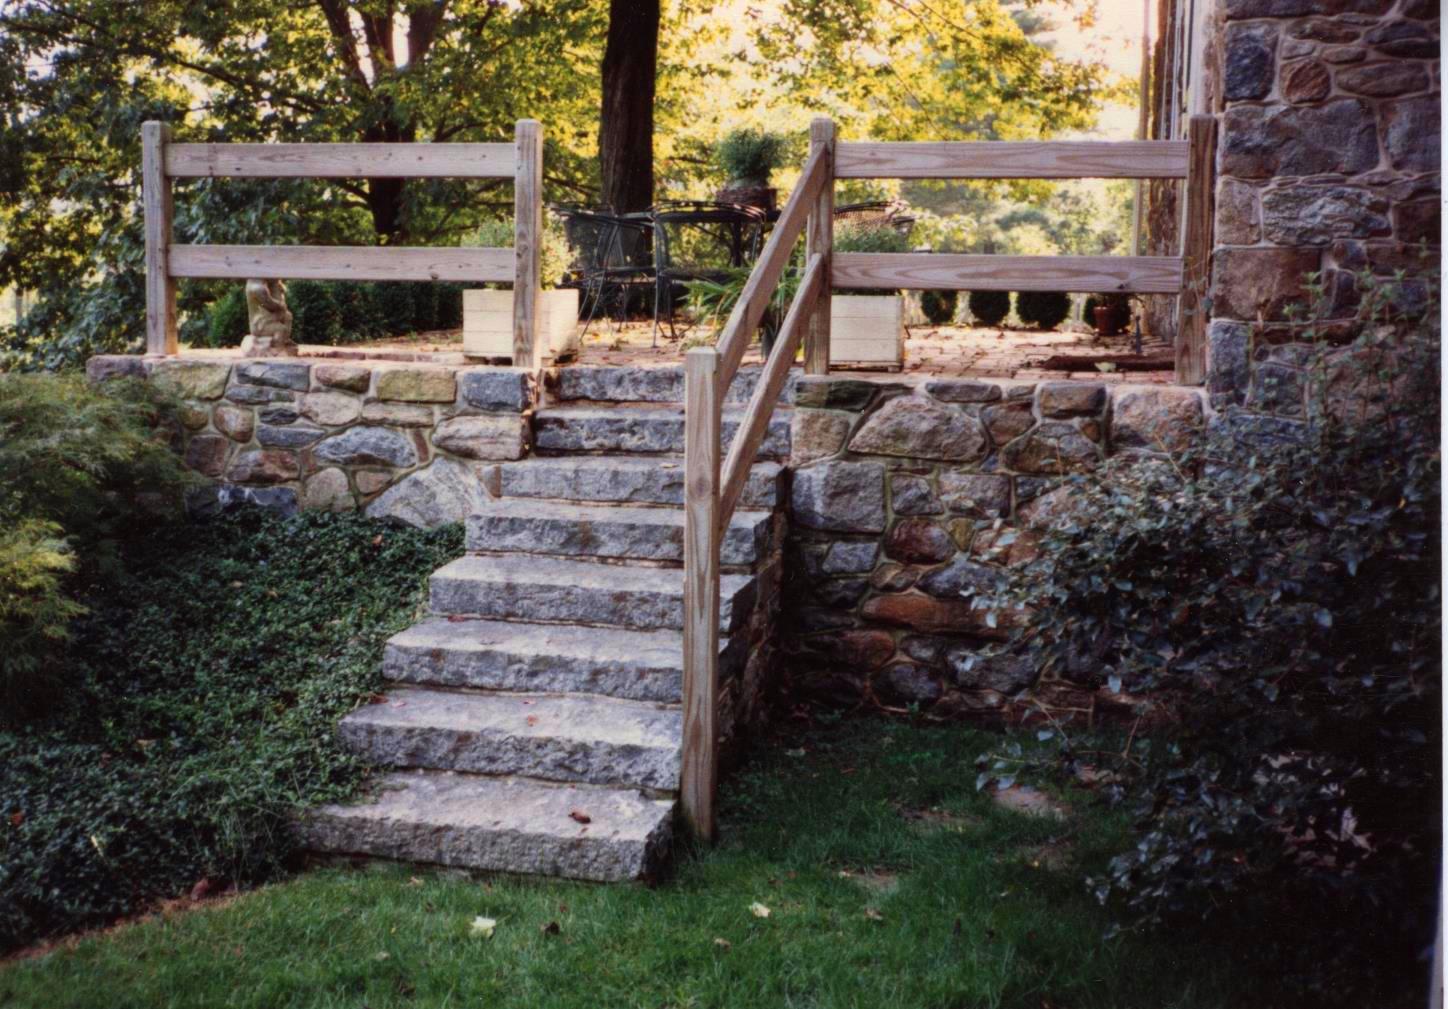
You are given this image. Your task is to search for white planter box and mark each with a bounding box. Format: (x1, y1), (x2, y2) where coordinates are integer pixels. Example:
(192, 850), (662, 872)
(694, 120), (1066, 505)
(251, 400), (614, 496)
(829, 294), (904, 369)
(463, 288), (580, 362)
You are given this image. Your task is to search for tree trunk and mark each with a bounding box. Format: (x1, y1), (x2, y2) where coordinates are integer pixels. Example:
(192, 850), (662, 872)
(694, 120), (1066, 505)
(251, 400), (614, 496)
(599, 0), (659, 214)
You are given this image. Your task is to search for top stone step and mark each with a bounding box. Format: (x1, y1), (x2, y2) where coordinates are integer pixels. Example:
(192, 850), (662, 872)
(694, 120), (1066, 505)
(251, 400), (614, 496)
(548, 365), (801, 405)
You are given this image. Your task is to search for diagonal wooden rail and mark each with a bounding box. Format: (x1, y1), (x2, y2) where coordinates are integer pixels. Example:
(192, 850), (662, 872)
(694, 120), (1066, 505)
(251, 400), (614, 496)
(679, 116), (1215, 841)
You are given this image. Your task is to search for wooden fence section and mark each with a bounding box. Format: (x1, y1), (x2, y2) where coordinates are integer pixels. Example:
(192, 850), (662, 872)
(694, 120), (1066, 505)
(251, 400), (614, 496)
(679, 116), (1217, 842)
(141, 120), (544, 366)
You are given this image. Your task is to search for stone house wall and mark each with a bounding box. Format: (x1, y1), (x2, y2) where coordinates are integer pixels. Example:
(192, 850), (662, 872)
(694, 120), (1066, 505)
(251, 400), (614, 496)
(782, 374), (1208, 720)
(1207, 0), (1439, 411)
(86, 353), (536, 524)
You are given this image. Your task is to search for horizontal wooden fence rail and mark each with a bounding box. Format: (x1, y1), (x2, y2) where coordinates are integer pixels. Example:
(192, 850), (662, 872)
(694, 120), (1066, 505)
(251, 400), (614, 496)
(834, 139), (1191, 179)
(141, 119), (544, 365)
(831, 252), (1185, 294)
(679, 116), (1217, 844)
(165, 142), (515, 179)
(168, 245), (515, 284)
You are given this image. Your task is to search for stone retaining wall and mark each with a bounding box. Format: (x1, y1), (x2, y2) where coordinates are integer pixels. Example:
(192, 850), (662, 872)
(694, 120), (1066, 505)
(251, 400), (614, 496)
(87, 353), (536, 525)
(1208, 0), (1439, 411)
(782, 374), (1209, 720)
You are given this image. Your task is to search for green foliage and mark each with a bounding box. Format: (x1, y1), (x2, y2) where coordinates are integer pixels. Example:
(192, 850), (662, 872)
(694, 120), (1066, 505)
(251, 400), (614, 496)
(435, 282), (464, 330)
(284, 281), (340, 345)
(919, 289), (958, 325)
(475, 217), (571, 290)
(411, 282), (440, 333)
(371, 283), (418, 337)
(1013, 290), (1070, 330)
(0, 510), (464, 951)
(0, 373), (194, 719)
(967, 290), (1010, 326)
(834, 222), (912, 296)
(978, 270), (1441, 1002)
(715, 128), (789, 186)
(329, 282), (382, 342)
(206, 286), (249, 348)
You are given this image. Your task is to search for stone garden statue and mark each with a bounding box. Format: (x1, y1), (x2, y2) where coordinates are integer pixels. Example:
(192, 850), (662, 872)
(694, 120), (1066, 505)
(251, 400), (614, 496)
(240, 278), (296, 357)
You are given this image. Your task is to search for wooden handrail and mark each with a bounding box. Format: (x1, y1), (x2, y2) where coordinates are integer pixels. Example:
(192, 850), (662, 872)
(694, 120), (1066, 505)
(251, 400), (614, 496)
(714, 147), (830, 383)
(719, 253), (825, 524)
(680, 115), (1217, 843)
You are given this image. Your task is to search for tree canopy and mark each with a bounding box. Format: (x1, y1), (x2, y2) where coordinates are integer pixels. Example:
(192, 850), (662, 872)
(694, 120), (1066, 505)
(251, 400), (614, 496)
(0, 0), (1120, 368)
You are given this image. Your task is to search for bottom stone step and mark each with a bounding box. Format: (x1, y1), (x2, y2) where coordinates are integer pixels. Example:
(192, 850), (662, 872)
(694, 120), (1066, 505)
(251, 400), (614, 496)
(299, 770), (673, 882)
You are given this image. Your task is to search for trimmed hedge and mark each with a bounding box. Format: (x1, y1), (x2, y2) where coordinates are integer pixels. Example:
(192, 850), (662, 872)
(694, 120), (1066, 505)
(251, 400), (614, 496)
(205, 287), (249, 348)
(1015, 290), (1071, 330)
(920, 289), (958, 325)
(967, 290), (1010, 327)
(204, 281), (466, 347)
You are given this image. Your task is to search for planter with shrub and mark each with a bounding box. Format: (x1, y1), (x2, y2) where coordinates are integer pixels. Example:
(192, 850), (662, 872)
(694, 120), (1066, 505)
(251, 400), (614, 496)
(714, 128), (788, 212)
(967, 289), (1011, 327)
(1014, 289), (1071, 330)
(830, 220), (911, 369)
(1083, 292), (1131, 336)
(463, 217), (578, 362)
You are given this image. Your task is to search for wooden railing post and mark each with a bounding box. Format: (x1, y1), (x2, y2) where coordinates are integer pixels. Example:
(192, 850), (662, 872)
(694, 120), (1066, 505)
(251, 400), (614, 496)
(1175, 114), (1216, 386)
(141, 121), (177, 356)
(804, 117), (835, 375)
(681, 347), (722, 842)
(513, 118), (543, 369)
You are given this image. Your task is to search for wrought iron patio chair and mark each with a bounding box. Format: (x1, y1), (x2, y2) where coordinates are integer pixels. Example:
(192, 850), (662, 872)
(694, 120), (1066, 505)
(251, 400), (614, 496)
(649, 200), (766, 345)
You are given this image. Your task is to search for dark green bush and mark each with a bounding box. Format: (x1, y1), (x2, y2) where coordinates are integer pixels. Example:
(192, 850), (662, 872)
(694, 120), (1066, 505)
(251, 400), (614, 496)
(920, 290), (958, 325)
(0, 374), (193, 720)
(967, 290), (1010, 327)
(411, 282), (440, 333)
(978, 269), (1441, 1002)
(327, 281), (380, 343)
(206, 286), (250, 347)
(286, 281), (340, 344)
(372, 282), (417, 335)
(0, 509), (464, 950)
(1014, 290), (1070, 330)
(436, 282), (464, 329)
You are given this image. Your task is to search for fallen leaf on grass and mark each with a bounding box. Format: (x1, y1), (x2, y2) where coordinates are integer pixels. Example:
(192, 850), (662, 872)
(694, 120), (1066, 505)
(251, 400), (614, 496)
(749, 902), (771, 919)
(189, 878), (212, 902)
(863, 908), (884, 922)
(373, 951), (390, 962)
(713, 938), (732, 950)
(541, 921), (561, 936)
(470, 916), (497, 938)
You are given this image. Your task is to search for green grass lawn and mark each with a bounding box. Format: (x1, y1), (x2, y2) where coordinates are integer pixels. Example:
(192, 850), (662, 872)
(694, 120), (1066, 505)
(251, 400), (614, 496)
(1, 719), (1270, 1009)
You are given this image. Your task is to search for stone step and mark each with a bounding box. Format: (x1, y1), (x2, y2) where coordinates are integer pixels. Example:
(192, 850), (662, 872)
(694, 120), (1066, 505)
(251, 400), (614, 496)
(384, 617), (745, 703)
(339, 687), (682, 791)
(549, 364), (800, 405)
(465, 500), (774, 566)
(298, 770), (673, 882)
(491, 456), (784, 510)
(429, 554), (755, 632)
(533, 405), (791, 458)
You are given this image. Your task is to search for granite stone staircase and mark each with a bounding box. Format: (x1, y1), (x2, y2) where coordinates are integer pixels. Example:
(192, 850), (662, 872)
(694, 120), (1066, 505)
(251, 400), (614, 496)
(298, 366), (793, 881)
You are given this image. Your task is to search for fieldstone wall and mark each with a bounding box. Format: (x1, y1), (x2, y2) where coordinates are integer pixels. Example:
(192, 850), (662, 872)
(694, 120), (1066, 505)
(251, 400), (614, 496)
(782, 374), (1209, 720)
(1209, 0), (1439, 409)
(87, 353), (535, 525)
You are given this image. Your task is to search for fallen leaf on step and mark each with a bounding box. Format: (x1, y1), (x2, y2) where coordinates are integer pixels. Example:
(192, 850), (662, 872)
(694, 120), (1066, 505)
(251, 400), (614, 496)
(569, 810), (591, 824)
(749, 902), (771, 918)
(526, 715), (538, 726)
(470, 916), (497, 939)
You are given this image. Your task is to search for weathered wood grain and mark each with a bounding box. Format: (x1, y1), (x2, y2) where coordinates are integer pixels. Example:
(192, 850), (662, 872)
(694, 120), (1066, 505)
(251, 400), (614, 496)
(142, 122), (177, 355)
(834, 140), (1190, 179)
(1175, 115), (1216, 386)
(681, 348), (722, 843)
(804, 117), (835, 376)
(512, 119), (544, 368)
(720, 254), (824, 523)
(715, 148), (828, 381)
(164, 142), (514, 179)
(168, 244), (513, 282)
(832, 252), (1184, 294)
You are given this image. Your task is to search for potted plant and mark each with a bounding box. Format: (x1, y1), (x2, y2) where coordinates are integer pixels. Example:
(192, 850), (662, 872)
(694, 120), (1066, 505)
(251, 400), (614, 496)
(714, 128), (788, 211)
(830, 220), (912, 369)
(462, 216), (578, 362)
(1082, 292), (1132, 336)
